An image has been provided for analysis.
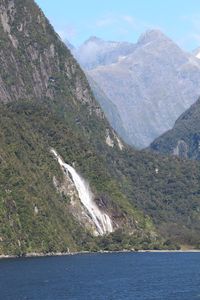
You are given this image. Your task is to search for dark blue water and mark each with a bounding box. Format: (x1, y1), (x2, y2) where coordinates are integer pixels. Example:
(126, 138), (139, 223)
(0, 252), (200, 300)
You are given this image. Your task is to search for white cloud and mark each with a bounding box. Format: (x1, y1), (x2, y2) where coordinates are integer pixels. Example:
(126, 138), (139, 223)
(96, 16), (115, 28)
(122, 15), (136, 26)
(182, 14), (200, 30)
(57, 25), (77, 41)
(122, 15), (153, 31)
(190, 33), (200, 44)
(179, 14), (200, 49)
(94, 13), (153, 35)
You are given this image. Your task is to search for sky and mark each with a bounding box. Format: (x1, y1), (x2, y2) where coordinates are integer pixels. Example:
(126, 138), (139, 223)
(35, 0), (200, 51)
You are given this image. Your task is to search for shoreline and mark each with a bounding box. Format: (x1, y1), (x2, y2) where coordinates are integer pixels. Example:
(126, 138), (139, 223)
(1, 248), (200, 260)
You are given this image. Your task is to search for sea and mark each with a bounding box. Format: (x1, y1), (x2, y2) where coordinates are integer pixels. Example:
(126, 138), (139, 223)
(0, 252), (200, 300)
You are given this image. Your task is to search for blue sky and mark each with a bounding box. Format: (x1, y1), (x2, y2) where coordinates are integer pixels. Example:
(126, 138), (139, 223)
(35, 0), (200, 51)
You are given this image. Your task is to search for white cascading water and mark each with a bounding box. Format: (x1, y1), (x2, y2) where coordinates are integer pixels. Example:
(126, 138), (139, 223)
(51, 149), (113, 235)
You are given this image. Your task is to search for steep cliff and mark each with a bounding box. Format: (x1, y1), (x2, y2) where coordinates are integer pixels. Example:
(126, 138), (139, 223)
(0, 0), (159, 255)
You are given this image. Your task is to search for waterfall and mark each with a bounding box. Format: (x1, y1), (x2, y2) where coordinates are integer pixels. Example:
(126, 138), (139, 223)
(51, 149), (113, 235)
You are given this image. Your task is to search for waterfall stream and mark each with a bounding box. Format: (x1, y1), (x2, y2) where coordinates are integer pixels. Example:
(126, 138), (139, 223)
(51, 149), (113, 235)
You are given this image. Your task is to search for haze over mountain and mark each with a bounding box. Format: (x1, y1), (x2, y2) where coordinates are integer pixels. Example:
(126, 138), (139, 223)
(74, 36), (136, 70)
(75, 30), (200, 148)
(2, 0), (200, 255)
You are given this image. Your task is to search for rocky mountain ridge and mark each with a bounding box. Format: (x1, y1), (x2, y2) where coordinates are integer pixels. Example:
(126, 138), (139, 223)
(75, 30), (200, 148)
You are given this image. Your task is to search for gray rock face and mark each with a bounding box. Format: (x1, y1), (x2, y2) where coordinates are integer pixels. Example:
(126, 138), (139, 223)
(70, 37), (134, 143)
(76, 30), (200, 148)
(172, 140), (189, 159)
(87, 75), (131, 145)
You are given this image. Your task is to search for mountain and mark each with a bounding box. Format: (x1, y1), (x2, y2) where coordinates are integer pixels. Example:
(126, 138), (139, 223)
(76, 30), (200, 148)
(64, 39), (75, 52)
(74, 36), (136, 70)
(0, 0), (163, 255)
(86, 75), (132, 145)
(72, 38), (136, 143)
(2, 0), (200, 255)
(149, 97), (200, 160)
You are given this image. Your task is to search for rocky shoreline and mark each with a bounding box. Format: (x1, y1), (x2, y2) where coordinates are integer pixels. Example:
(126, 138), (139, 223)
(1, 248), (200, 260)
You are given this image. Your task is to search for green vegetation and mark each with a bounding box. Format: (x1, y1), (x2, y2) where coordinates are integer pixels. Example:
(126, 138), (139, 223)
(1, 96), (200, 255)
(0, 100), (162, 255)
(117, 149), (200, 246)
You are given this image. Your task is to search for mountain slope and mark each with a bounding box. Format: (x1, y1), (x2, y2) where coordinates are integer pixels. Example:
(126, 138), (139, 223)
(72, 38), (136, 143)
(0, 0), (162, 254)
(76, 31), (200, 148)
(1, 0), (200, 255)
(149, 97), (200, 160)
(86, 75), (131, 145)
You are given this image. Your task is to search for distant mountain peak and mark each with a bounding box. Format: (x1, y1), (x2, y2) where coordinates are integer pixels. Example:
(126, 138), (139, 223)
(83, 29), (200, 148)
(82, 36), (121, 49)
(138, 29), (172, 45)
(74, 36), (135, 70)
(84, 36), (103, 44)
